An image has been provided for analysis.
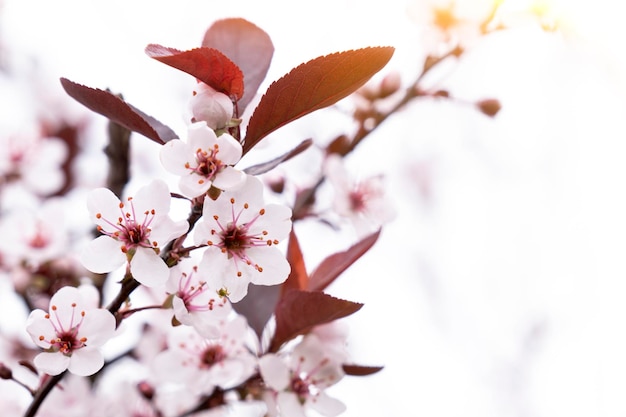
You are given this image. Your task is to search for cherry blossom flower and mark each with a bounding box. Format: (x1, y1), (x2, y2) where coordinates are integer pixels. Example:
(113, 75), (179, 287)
(38, 374), (95, 417)
(310, 321), (350, 364)
(165, 261), (232, 338)
(324, 155), (395, 236)
(407, 0), (495, 49)
(259, 334), (346, 417)
(160, 122), (246, 199)
(153, 316), (257, 395)
(91, 380), (179, 417)
(80, 179), (188, 287)
(0, 133), (68, 196)
(190, 82), (234, 131)
(193, 175), (292, 302)
(0, 199), (68, 267)
(25, 286), (116, 376)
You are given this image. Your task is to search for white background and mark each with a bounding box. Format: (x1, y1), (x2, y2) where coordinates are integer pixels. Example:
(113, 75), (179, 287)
(3, 0), (626, 416)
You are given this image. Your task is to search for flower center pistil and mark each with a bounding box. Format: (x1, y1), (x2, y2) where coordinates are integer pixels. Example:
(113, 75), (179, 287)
(177, 267), (222, 313)
(39, 303), (87, 356)
(201, 345), (227, 368)
(186, 145), (225, 186)
(206, 198), (279, 277)
(96, 196), (160, 254)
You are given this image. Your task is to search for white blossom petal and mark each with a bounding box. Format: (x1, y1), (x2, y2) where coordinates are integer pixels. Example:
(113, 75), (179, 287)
(212, 166), (246, 190)
(308, 392), (346, 417)
(34, 352), (70, 376)
(247, 203), (292, 239)
(86, 188), (122, 230)
(130, 247), (169, 287)
(149, 216), (188, 246)
(78, 309), (117, 347)
(160, 139), (194, 176)
(278, 392), (307, 417)
(246, 247), (291, 287)
(179, 174), (212, 199)
(68, 347), (104, 376)
(259, 354), (290, 391)
(26, 309), (55, 348)
(79, 235), (126, 274)
(133, 179), (171, 215)
(215, 134), (243, 165)
(187, 121), (218, 150)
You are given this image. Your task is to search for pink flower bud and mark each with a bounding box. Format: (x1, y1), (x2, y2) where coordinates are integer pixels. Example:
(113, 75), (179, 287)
(476, 98), (502, 117)
(0, 362), (13, 380)
(379, 71), (401, 98)
(190, 83), (234, 130)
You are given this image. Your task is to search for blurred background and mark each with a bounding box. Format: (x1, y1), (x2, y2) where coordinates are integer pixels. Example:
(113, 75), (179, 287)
(2, 0), (626, 416)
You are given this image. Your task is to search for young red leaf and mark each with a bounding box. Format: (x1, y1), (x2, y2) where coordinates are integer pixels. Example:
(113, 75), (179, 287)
(308, 230), (381, 292)
(281, 229), (309, 294)
(342, 364), (384, 376)
(145, 44), (244, 100)
(202, 18), (274, 113)
(243, 46), (394, 155)
(243, 138), (313, 176)
(60, 78), (178, 144)
(269, 290), (363, 352)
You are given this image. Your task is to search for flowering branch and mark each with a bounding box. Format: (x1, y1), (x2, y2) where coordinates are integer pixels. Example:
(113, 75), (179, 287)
(0, 6), (552, 416)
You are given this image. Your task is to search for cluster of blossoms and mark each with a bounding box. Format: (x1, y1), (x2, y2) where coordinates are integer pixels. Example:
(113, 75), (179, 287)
(0, 74), (355, 416)
(0, 4), (526, 414)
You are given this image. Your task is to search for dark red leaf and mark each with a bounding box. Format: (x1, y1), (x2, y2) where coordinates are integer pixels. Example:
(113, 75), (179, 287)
(281, 229), (309, 294)
(243, 139), (313, 176)
(145, 44), (244, 100)
(202, 18), (274, 113)
(308, 230), (381, 292)
(232, 284), (280, 340)
(270, 290), (363, 352)
(60, 78), (178, 144)
(243, 47), (394, 155)
(342, 364), (384, 376)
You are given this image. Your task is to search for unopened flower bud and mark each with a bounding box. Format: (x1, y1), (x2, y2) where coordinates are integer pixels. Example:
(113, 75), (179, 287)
(267, 176), (286, 194)
(476, 98), (502, 117)
(0, 362), (12, 379)
(326, 134), (351, 156)
(137, 380), (155, 400)
(356, 84), (378, 101)
(190, 83), (234, 130)
(379, 72), (401, 98)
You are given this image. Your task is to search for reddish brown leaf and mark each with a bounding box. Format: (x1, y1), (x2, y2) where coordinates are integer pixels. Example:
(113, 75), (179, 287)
(145, 44), (244, 100)
(232, 284), (280, 340)
(60, 78), (178, 144)
(243, 47), (394, 155)
(270, 290), (363, 352)
(243, 139), (313, 176)
(202, 18), (274, 113)
(342, 364), (384, 376)
(308, 230), (381, 292)
(281, 229), (309, 294)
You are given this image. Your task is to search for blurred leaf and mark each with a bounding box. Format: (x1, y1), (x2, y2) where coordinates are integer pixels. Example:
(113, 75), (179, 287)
(270, 290), (362, 352)
(232, 284), (281, 340)
(202, 18), (274, 113)
(243, 139), (313, 176)
(243, 47), (395, 155)
(342, 364), (384, 376)
(60, 78), (178, 144)
(145, 44), (244, 100)
(281, 229), (309, 293)
(308, 230), (381, 292)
